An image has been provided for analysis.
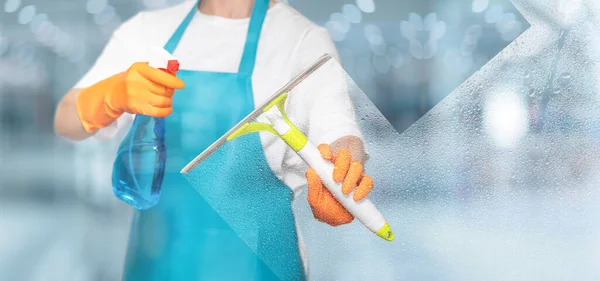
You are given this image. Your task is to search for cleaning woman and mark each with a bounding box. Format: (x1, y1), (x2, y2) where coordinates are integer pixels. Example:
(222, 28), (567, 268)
(54, 0), (375, 279)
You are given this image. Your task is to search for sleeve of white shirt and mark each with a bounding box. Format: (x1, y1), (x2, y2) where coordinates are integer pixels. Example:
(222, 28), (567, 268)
(74, 12), (149, 140)
(281, 26), (364, 194)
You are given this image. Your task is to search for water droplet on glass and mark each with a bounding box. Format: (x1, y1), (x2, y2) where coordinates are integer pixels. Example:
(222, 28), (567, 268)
(523, 71), (533, 86)
(552, 87), (561, 95)
(557, 72), (572, 87)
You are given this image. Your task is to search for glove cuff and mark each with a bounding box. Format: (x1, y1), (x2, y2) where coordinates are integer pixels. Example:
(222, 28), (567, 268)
(76, 80), (123, 134)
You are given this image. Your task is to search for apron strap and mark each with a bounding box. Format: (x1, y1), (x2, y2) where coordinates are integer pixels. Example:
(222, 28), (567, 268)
(163, 0), (200, 54)
(238, 0), (269, 76)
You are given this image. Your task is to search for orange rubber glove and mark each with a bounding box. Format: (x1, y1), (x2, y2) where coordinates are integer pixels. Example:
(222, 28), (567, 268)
(76, 62), (185, 133)
(306, 143), (374, 226)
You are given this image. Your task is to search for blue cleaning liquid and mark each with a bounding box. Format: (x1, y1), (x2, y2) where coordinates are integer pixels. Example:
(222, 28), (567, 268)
(112, 115), (166, 210)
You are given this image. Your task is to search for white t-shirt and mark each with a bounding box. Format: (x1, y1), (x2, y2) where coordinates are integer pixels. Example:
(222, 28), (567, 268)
(75, 0), (362, 197)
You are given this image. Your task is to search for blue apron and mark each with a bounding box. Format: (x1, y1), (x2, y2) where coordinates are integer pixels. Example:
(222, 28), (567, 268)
(121, 0), (305, 280)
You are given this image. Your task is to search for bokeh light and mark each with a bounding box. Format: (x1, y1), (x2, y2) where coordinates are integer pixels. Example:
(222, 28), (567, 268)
(86, 0), (108, 15)
(364, 24), (382, 44)
(53, 32), (73, 57)
(330, 13), (351, 33)
(472, 0), (489, 13)
(3, 0), (21, 13)
(429, 20), (446, 41)
(342, 4), (362, 24)
(18, 5), (36, 25)
(496, 13), (517, 34)
(465, 24), (483, 43)
(325, 21), (346, 42)
(409, 13), (424, 30)
(30, 13), (48, 33)
(423, 13), (438, 31)
(484, 90), (529, 148)
(400, 21), (415, 40)
(35, 22), (60, 47)
(386, 46), (405, 69)
(484, 4), (504, 24)
(94, 6), (117, 26)
(356, 0), (375, 14)
(370, 41), (386, 56)
(363, 24), (386, 55)
(400, 13), (445, 60)
(391, 54), (406, 69)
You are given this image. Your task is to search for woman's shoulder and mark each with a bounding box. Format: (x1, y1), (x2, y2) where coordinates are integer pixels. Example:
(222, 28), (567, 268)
(266, 3), (332, 45)
(268, 3), (326, 34)
(257, 3), (339, 77)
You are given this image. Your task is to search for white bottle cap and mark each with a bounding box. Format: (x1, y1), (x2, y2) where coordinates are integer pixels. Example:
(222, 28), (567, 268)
(147, 46), (177, 69)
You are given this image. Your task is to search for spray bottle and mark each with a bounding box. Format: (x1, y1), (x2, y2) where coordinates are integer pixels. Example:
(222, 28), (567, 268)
(112, 50), (179, 210)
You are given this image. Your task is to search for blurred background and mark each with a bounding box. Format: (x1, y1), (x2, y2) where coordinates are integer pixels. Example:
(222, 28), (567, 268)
(4, 0), (599, 280)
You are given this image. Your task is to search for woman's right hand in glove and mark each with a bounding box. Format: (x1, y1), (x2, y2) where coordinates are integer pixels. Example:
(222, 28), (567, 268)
(76, 62), (185, 133)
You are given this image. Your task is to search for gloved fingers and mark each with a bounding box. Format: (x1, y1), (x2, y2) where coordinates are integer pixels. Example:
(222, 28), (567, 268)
(135, 62), (185, 89)
(333, 149), (351, 183)
(342, 161), (363, 194)
(165, 88), (175, 98)
(145, 80), (170, 96)
(313, 189), (354, 226)
(147, 94), (173, 108)
(353, 175), (373, 201)
(307, 167), (355, 226)
(306, 168), (324, 210)
(317, 144), (334, 161)
(139, 105), (173, 118)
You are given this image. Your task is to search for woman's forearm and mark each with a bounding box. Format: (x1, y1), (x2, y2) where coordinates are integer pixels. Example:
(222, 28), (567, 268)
(54, 89), (93, 141)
